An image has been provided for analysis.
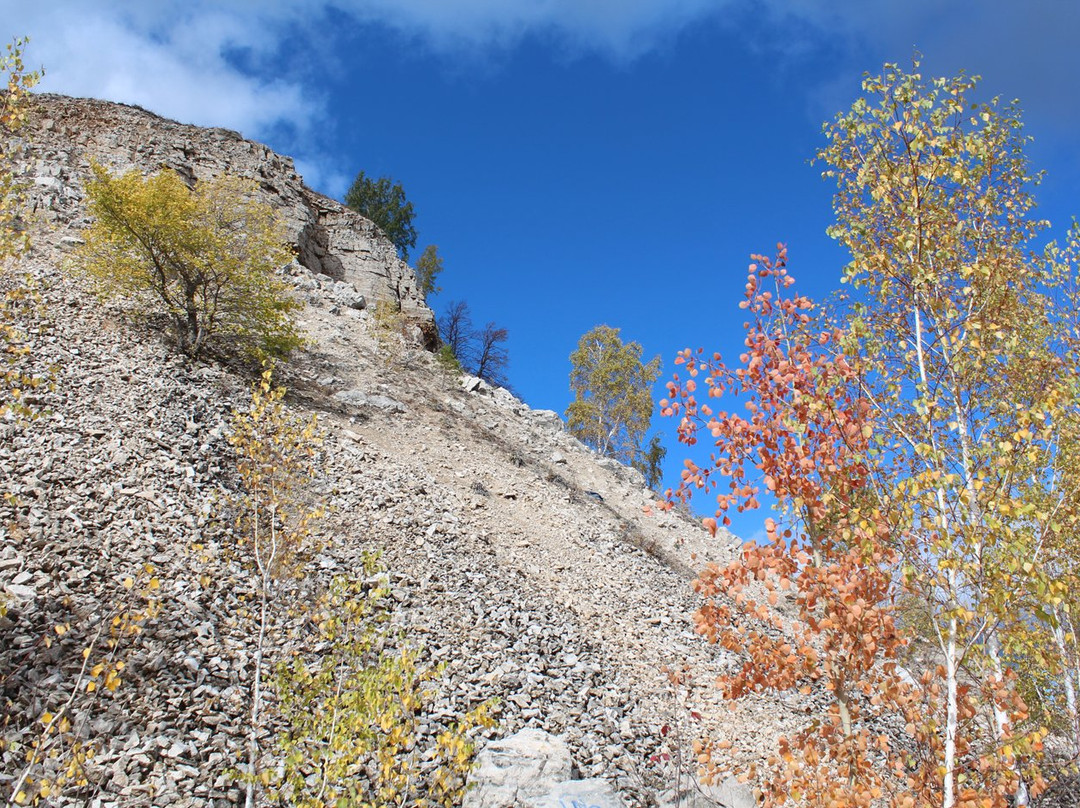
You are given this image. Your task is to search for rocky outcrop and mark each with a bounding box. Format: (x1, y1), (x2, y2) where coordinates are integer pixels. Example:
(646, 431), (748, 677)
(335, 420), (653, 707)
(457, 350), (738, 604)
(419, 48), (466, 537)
(12, 93), (437, 347)
(465, 729), (575, 808)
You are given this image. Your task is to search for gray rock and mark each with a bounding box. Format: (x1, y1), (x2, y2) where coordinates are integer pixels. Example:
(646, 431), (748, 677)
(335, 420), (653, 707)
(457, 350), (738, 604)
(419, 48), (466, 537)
(330, 279), (366, 310)
(529, 409), (563, 430)
(333, 390), (405, 413)
(529, 778), (627, 808)
(657, 776), (756, 808)
(596, 458), (623, 473)
(492, 387), (521, 410)
(3, 583), (35, 601)
(334, 389), (370, 407)
(464, 729), (574, 808)
(366, 394), (406, 413)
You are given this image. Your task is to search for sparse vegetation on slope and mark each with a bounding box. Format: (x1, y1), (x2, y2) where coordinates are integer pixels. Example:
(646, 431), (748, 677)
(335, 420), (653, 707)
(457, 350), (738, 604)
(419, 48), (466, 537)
(77, 165), (303, 362)
(0, 36), (43, 425)
(229, 369), (495, 808)
(435, 299), (511, 388)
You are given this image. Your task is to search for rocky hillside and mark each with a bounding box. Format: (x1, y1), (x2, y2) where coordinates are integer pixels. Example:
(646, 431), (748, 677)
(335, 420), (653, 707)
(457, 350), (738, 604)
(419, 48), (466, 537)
(0, 94), (793, 807)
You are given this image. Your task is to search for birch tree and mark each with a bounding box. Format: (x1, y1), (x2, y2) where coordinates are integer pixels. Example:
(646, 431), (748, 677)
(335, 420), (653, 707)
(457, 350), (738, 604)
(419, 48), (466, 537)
(665, 61), (1080, 807)
(817, 61), (1063, 807)
(567, 324), (661, 466)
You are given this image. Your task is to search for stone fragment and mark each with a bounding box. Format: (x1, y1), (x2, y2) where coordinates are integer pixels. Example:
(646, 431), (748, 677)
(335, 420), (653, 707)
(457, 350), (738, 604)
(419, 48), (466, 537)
(464, 729), (573, 808)
(529, 778), (627, 808)
(657, 776), (756, 808)
(333, 389), (405, 413)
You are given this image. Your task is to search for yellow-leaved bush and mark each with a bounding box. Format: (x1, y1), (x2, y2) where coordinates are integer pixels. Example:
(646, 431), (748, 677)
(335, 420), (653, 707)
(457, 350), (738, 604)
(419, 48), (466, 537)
(228, 370), (496, 807)
(271, 567), (496, 808)
(77, 164), (303, 362)
(1, 36), (44, 425)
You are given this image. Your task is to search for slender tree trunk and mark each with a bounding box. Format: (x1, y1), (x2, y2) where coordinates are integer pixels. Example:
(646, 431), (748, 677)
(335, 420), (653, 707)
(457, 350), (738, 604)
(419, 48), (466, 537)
(1053, 603), (1080, 757)
(987, 632), (1029, 805)
(913, 301), (960, 808)
(944, 609), (959, 808)
(245, 577), (269, 808)
(942, 326), (1031, 805)
(185, 284), (201, 357)
(245, 499), (277, 808)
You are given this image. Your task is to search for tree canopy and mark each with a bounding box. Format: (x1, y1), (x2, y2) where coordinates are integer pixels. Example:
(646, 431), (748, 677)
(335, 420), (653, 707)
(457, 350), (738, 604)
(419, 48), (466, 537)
(77, 165), (303, 362)
(567, 325), (660, 470)
(344, 171), (417, 260)
(664, 62), (1078, 807)
(414, 244), (443, 301)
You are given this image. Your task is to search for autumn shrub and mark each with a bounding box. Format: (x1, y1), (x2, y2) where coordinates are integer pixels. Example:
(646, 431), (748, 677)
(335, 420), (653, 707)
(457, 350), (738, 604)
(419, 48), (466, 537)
(665, 246), (1048, 807)
(271, 566), (495, 808)
(77, 165), (303, 362)
(229, 370), (494, 807)
(2, 570), (161, 806)
(0, 37), (44, 426)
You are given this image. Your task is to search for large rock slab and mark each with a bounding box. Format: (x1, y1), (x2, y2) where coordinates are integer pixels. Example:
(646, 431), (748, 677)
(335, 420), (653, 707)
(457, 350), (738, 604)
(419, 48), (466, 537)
(529, 778), (627, 808)
(465, 728), (574, 808)
(333, 389), (406, 413)
(657, 775), (756, 808)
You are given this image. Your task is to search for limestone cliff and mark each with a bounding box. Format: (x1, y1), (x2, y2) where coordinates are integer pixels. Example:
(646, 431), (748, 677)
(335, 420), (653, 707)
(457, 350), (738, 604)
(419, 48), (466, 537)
(14, 93), (438, 347)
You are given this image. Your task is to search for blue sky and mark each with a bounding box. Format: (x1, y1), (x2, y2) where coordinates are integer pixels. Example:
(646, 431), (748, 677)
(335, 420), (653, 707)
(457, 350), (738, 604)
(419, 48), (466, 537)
(7, 1), (1080, 541)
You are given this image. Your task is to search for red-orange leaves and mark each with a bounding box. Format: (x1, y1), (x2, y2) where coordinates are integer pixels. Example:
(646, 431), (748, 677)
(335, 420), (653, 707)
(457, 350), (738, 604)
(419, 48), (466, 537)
(667, 249), (914, 807)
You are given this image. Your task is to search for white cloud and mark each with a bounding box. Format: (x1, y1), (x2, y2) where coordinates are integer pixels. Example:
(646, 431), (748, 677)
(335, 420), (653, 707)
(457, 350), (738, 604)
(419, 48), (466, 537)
(6, 0), (741, 137)
(9, 2), (319, 139)
(5, 0), (1078, 196)
(11, 1), (1079, 125)
(337, 0), (735, 59)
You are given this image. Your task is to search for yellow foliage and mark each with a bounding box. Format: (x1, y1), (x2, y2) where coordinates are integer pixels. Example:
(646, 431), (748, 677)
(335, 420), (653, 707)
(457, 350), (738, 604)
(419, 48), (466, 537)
(0, 38), (46, 427)
(77, 164), (303, 361)
(269, 570), (496, 807)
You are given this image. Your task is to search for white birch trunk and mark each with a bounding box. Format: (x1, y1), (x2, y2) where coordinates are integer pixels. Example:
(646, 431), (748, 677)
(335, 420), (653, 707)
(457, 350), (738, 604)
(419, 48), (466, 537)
(987, 632), (1029, 805)
(944, 610), (958, 808)
(913, 303), (960, 808)
(1053, 603), (1080, 756)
